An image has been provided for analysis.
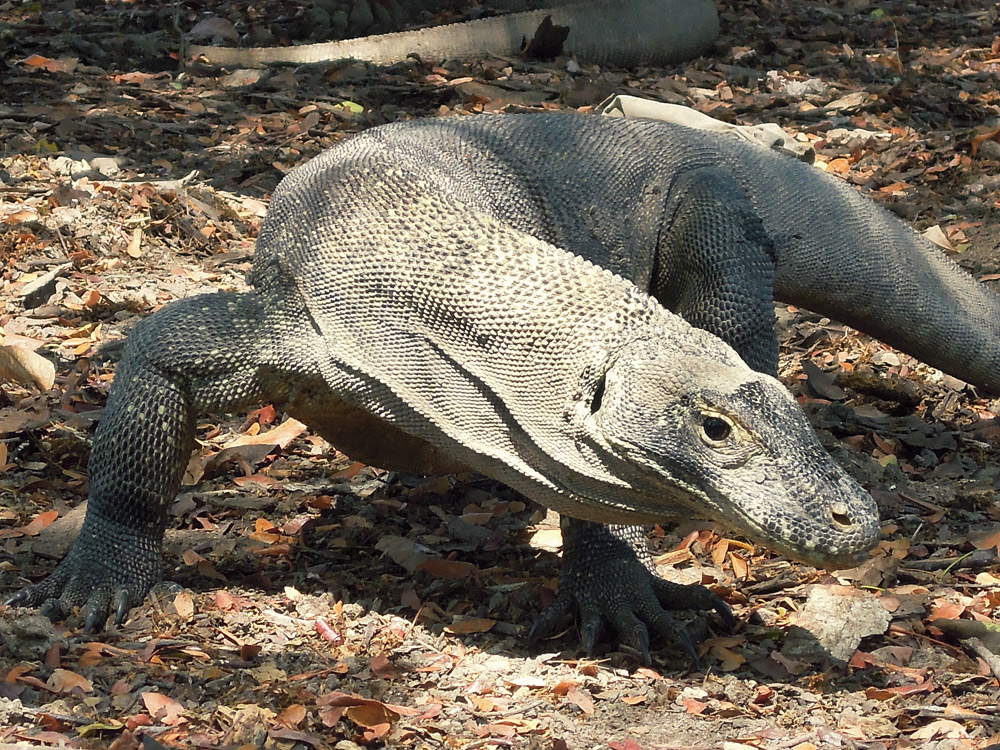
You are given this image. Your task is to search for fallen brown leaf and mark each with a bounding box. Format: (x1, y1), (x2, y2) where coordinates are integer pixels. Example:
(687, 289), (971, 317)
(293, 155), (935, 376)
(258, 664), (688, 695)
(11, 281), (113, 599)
(173, 590), (195, 621)
(141, 693), (185, 726)
(47, 669), (93, 695)
(0, 344), (55, 390)
(444, 617), (495, 634)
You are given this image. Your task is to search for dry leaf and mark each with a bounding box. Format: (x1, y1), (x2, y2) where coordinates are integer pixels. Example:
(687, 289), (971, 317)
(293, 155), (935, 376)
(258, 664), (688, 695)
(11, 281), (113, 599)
(444, 617), (496, 634)
(215, 590), (245, 612)
(275, 703), (307, 728)
(472, 696), (497, 712)
(711, 537), (729, 566)
(608, 741), (646, 750)
(929, 601), (966, 620)
(375, 535), (434, 572)
(173, 590), (195, 621)
(370, 654), (403, 679)
(711, 645), (746, 671)
(20, 510), (59, 536)
(565, 686), (595, 715)
(19, 54), (78, 73)
(506, 676), (546, 688)
(316, 692), (403, 729)
(922, 224), (954, 251)
(332, 461), (366, 479)
(47, 669), (93, 694)
(126, 227), (143, 258)
(968, 527), (1000, 552)
(227, 417), (307, 449)
(971, 126), (1000, 156)
(528, 527), (562, 551)
(3, 209), (38, 224)
(551, 680), (576, 696)
(910, 719), (969, 740)
(141, 692), (185, 725)
(729, 551), (749, 579)
(232, 473), (278, 487)
(0, 344), (55, 390)
(682, 697), (707, 714)
(827, 157), (850, 173)
(186, 16), (240, 44)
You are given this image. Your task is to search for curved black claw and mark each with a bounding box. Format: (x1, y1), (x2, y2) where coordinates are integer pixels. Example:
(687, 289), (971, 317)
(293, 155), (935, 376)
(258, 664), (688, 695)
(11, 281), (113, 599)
(529, 520), (734, 667)
(6, 517), (162, 633)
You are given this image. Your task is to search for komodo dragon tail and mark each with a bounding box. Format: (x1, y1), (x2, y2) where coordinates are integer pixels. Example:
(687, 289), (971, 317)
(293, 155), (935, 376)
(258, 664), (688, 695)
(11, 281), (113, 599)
(188, 0), (718, 68)
(744, 154), (1000, 395)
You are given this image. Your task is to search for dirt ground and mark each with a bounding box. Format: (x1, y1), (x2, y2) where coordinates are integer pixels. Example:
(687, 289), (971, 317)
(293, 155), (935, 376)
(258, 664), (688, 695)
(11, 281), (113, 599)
(1, 0), (1000, 748)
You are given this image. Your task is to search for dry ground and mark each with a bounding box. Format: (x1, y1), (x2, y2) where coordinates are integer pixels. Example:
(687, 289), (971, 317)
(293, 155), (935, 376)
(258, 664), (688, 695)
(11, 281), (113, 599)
(1, 0), (1000, 748)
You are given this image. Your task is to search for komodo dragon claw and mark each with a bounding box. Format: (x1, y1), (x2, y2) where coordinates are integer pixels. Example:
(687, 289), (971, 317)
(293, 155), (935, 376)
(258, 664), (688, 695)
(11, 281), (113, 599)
(529, 519), (735, 666)
(7, 513), (160, 632)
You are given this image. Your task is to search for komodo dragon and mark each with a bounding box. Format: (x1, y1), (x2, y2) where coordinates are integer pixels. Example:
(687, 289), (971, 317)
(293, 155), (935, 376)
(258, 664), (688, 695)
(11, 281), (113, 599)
(9, 114), (999, 663)
(188, 0), (718, 68)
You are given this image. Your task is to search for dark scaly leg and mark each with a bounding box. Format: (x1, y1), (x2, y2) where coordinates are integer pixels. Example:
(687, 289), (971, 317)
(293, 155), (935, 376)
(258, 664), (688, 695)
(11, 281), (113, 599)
(530, 518), (735, 664)
(533, 168), (778, 664)
(7, 292), (267, 630)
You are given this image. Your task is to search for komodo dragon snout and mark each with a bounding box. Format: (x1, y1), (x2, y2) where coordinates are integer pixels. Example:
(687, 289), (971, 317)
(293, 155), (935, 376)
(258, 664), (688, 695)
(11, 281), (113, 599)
(591, 338), (880, 568)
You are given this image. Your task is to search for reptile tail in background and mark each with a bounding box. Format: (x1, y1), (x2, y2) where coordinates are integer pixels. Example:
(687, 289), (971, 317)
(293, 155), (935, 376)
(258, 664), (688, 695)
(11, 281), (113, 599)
(188, 0), (718, 68)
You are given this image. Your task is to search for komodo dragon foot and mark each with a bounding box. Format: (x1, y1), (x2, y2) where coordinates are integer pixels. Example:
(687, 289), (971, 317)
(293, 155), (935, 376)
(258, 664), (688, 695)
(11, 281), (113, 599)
(7, 513), (161, 632)
(529, 518), (734, 666)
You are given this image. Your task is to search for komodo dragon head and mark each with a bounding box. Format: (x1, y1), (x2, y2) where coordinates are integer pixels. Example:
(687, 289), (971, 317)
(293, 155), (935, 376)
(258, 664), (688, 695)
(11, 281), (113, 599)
(566, 334), (880, 569)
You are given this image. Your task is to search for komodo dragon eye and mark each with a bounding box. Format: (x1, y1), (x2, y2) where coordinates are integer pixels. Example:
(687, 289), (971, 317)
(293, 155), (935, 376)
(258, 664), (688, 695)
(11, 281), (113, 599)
(701, 416), (732, 442)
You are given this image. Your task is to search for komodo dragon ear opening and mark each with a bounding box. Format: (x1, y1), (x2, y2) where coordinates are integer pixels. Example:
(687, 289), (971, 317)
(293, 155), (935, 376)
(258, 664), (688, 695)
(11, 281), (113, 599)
(589, 373), (607, 414)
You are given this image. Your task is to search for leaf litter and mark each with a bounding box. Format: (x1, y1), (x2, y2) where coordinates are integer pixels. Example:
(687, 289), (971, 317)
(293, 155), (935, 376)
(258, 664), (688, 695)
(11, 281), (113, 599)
(1, 0), (1000, 747)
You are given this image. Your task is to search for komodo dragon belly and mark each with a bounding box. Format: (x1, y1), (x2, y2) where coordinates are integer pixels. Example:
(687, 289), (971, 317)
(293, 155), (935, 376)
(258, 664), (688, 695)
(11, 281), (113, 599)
(276, 376), (470, 477)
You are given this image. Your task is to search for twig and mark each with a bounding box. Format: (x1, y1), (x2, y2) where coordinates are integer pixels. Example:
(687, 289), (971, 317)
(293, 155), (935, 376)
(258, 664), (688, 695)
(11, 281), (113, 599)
(94, 170), (200, 191)
(465, 697), (547, 719)
(912, 705), (1000, 725)
(966, 637), (1000, 680)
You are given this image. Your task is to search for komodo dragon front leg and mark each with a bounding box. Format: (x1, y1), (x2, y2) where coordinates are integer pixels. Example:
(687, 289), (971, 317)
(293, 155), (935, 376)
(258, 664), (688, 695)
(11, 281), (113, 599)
(7, 293), (272, 628)
(7, 294), (272, 626)
(8, 286), (459, 628)
(532, 169), (788, 662)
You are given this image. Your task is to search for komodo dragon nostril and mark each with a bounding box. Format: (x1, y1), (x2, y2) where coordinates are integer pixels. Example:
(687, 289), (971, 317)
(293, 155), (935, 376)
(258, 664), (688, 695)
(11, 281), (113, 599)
(830, 502), (854, 528)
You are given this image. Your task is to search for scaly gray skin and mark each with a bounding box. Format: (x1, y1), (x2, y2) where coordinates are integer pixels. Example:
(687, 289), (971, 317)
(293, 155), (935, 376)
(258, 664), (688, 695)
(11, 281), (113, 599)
(188, 0), (718, 68)
(13, 113), (994, 662)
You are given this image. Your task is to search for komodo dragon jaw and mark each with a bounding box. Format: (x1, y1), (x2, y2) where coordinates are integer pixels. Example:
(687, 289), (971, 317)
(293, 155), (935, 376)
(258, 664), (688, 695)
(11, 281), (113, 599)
(576, 336), (880, 568)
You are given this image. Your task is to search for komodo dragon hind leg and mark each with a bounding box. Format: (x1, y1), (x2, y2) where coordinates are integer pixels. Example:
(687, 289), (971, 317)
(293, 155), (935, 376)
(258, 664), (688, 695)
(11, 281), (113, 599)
(532, 168), (779, 665)
(7, 292), (267, 631)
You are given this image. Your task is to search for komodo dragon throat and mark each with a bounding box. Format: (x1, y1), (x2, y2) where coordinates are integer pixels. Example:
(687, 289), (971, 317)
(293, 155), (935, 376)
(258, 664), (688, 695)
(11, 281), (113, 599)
(14, 113), (996, 653)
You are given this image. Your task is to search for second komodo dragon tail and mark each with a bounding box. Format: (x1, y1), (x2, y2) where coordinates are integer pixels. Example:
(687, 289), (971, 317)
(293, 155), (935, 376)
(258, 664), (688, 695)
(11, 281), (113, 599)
(734, 151), (1000, 395)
